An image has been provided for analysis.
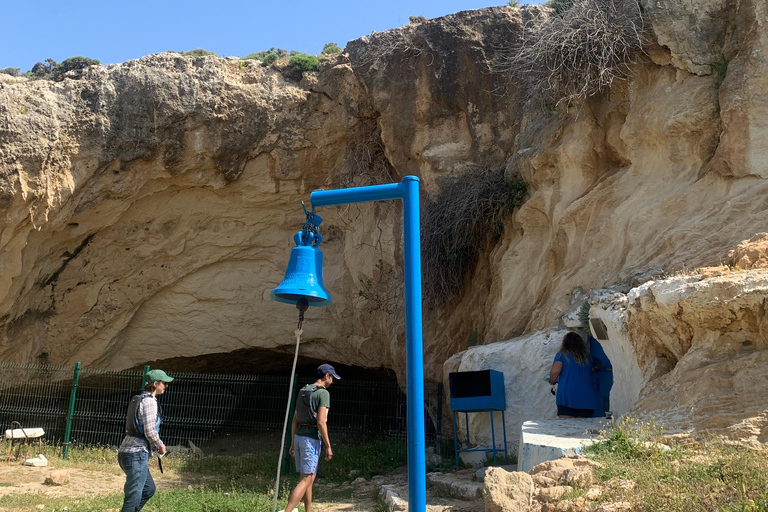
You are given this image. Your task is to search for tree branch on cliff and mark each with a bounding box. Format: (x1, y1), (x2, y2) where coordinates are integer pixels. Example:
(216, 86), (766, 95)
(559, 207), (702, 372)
(353, 30), (432, 70)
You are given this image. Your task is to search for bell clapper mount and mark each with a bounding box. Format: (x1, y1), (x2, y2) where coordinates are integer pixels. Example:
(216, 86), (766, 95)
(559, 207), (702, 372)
(296, 297), (309, 330)
(300, 200), (320, 238)
(295, 200), (318, 330)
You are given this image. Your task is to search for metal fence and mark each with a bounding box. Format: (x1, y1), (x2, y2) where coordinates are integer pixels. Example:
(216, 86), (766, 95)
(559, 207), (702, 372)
(0, 362), (441, 460)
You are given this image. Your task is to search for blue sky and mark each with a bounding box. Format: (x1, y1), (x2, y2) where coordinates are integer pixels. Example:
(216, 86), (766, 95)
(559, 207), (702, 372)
(0, 0), (540, 71)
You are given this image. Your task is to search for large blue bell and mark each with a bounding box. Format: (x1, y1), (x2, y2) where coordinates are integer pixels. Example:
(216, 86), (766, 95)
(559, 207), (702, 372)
(271, 230), (332, 307)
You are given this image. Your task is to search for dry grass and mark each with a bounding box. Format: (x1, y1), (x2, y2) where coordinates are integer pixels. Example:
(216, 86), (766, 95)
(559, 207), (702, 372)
(577, 418), (768, 512)
(338, 125), (395, 188)
(500, 0), (651, 105)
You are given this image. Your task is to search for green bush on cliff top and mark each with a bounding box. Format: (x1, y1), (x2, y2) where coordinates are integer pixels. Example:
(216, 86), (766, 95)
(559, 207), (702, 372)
(180, 48), (216, 57)
(25, 56), (100, 81)
(321, 42), (342, 55)
(288, 52), (320, 72)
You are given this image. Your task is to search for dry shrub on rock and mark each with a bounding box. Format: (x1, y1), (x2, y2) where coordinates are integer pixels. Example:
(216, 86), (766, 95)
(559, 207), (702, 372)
(502, 0), (651, 105)
(421, 168), (526, 307)
(339, 125), (395, 188)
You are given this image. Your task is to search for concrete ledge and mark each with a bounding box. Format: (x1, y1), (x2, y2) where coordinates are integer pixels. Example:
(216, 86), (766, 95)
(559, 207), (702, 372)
(518, 418), (607, 472)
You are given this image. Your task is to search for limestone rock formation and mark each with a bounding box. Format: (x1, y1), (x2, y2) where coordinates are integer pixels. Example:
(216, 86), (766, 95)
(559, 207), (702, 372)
(592, 267), (768, 445)
(0, 0), (767, 449)
(483, 466), (533, 512)
(446, 252), (768, 448)
(0, 54), (395, 371)
(728, 233), (768, 270)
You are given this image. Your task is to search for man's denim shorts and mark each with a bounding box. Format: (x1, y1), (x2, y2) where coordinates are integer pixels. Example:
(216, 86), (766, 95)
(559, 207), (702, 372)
(294, 435), (322, 474)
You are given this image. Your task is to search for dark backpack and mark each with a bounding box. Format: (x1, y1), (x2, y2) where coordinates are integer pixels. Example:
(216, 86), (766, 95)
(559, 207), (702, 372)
(296, 384), (320, 426)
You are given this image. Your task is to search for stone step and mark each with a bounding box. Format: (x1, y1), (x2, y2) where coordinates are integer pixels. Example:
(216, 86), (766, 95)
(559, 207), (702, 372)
(518, 418), (608, 472)
(426, 471), (483, 500)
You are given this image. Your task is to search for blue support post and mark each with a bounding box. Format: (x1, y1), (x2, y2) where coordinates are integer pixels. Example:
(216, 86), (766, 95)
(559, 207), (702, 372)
(490, 411), (496, 466)
(436, 382), (443, 452)
(311, 176), (426, 512)
(502, 411), (508, 458)
(465, 413), (470, 444)
(453, 411), (459, 471)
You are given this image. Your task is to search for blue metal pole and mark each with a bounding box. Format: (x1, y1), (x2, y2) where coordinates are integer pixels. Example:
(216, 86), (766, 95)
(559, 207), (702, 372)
(453, 412), (459, 471)
(490, 411), (496, 466)
(402, 176), (426, 511)
(310, 176), (426, 512)
(502, 411), (508, 458)
(310, 182), (403, 206)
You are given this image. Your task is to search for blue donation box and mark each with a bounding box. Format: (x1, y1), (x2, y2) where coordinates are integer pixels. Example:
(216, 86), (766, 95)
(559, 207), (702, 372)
(449, 369), (507, 469)
(449, 369), (506, 412)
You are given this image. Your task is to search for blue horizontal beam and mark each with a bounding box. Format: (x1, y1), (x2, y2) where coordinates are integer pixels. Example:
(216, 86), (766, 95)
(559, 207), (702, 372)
(310, 182), (404, 207)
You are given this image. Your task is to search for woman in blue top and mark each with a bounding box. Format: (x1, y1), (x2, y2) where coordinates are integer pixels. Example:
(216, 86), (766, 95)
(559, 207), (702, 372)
(548, 332), (599, 418)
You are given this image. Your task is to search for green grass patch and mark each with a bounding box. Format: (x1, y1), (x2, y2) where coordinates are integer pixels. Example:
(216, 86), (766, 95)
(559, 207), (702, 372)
(581, 418), (768, 511)
(179, 438), (408, 484)
(154, 485), (284, 511)
(0, 486), (291, 512)
(0, 492), (122, 511)
(714, 54), (729, 85)
(0, 440), (120, 472)
(321, 438), (407, 482)
(176, 450), (280, 481)
(0, 438), (407, 510)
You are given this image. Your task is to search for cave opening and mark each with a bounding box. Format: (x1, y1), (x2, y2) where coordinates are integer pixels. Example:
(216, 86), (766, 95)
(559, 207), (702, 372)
(0, 348), (440, 460)
(128, 347), (439, 456)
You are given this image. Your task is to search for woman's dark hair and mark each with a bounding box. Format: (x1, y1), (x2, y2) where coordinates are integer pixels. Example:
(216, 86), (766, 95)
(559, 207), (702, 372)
(560, 331), (589, 365)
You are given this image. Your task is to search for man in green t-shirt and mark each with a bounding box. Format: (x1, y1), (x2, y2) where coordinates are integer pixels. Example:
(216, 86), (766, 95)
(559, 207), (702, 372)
(283, 363), (340, 512)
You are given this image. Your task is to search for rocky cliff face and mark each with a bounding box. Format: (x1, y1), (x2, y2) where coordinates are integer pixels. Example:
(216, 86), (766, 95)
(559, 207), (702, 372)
(451, 242), (768, 450)
(1, 1), (766, 443)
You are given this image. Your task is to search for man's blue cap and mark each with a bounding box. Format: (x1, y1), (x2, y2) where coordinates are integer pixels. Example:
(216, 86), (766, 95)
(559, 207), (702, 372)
(318, 363), (340, 380)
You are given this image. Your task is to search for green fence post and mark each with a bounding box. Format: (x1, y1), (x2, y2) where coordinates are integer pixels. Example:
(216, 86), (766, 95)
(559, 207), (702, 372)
(436, 382), (443, 453)
(62, 362), (81, 460)
(143, 365), (150, 384)
(283, 373), (299, 475)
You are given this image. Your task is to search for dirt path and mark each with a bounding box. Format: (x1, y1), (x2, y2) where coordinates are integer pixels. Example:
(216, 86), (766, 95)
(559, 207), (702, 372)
(0, 463), (379, 511)
(0, 462), (481, 512)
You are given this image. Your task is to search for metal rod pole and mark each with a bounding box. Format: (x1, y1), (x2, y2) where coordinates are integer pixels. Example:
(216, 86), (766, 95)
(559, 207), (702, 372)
(310, 182), (403, 206)
(283, 373), (299, 475)
(502, 411), (508, 458)
(402, 176), (426, 512)
(62, 362), (81, 460)
(465, 412), (470, 445)
(310, 176), (425, 512)
(490, 410), (496, 466)
(436, 382), (443, 452)
(453, 412), (459, 471)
